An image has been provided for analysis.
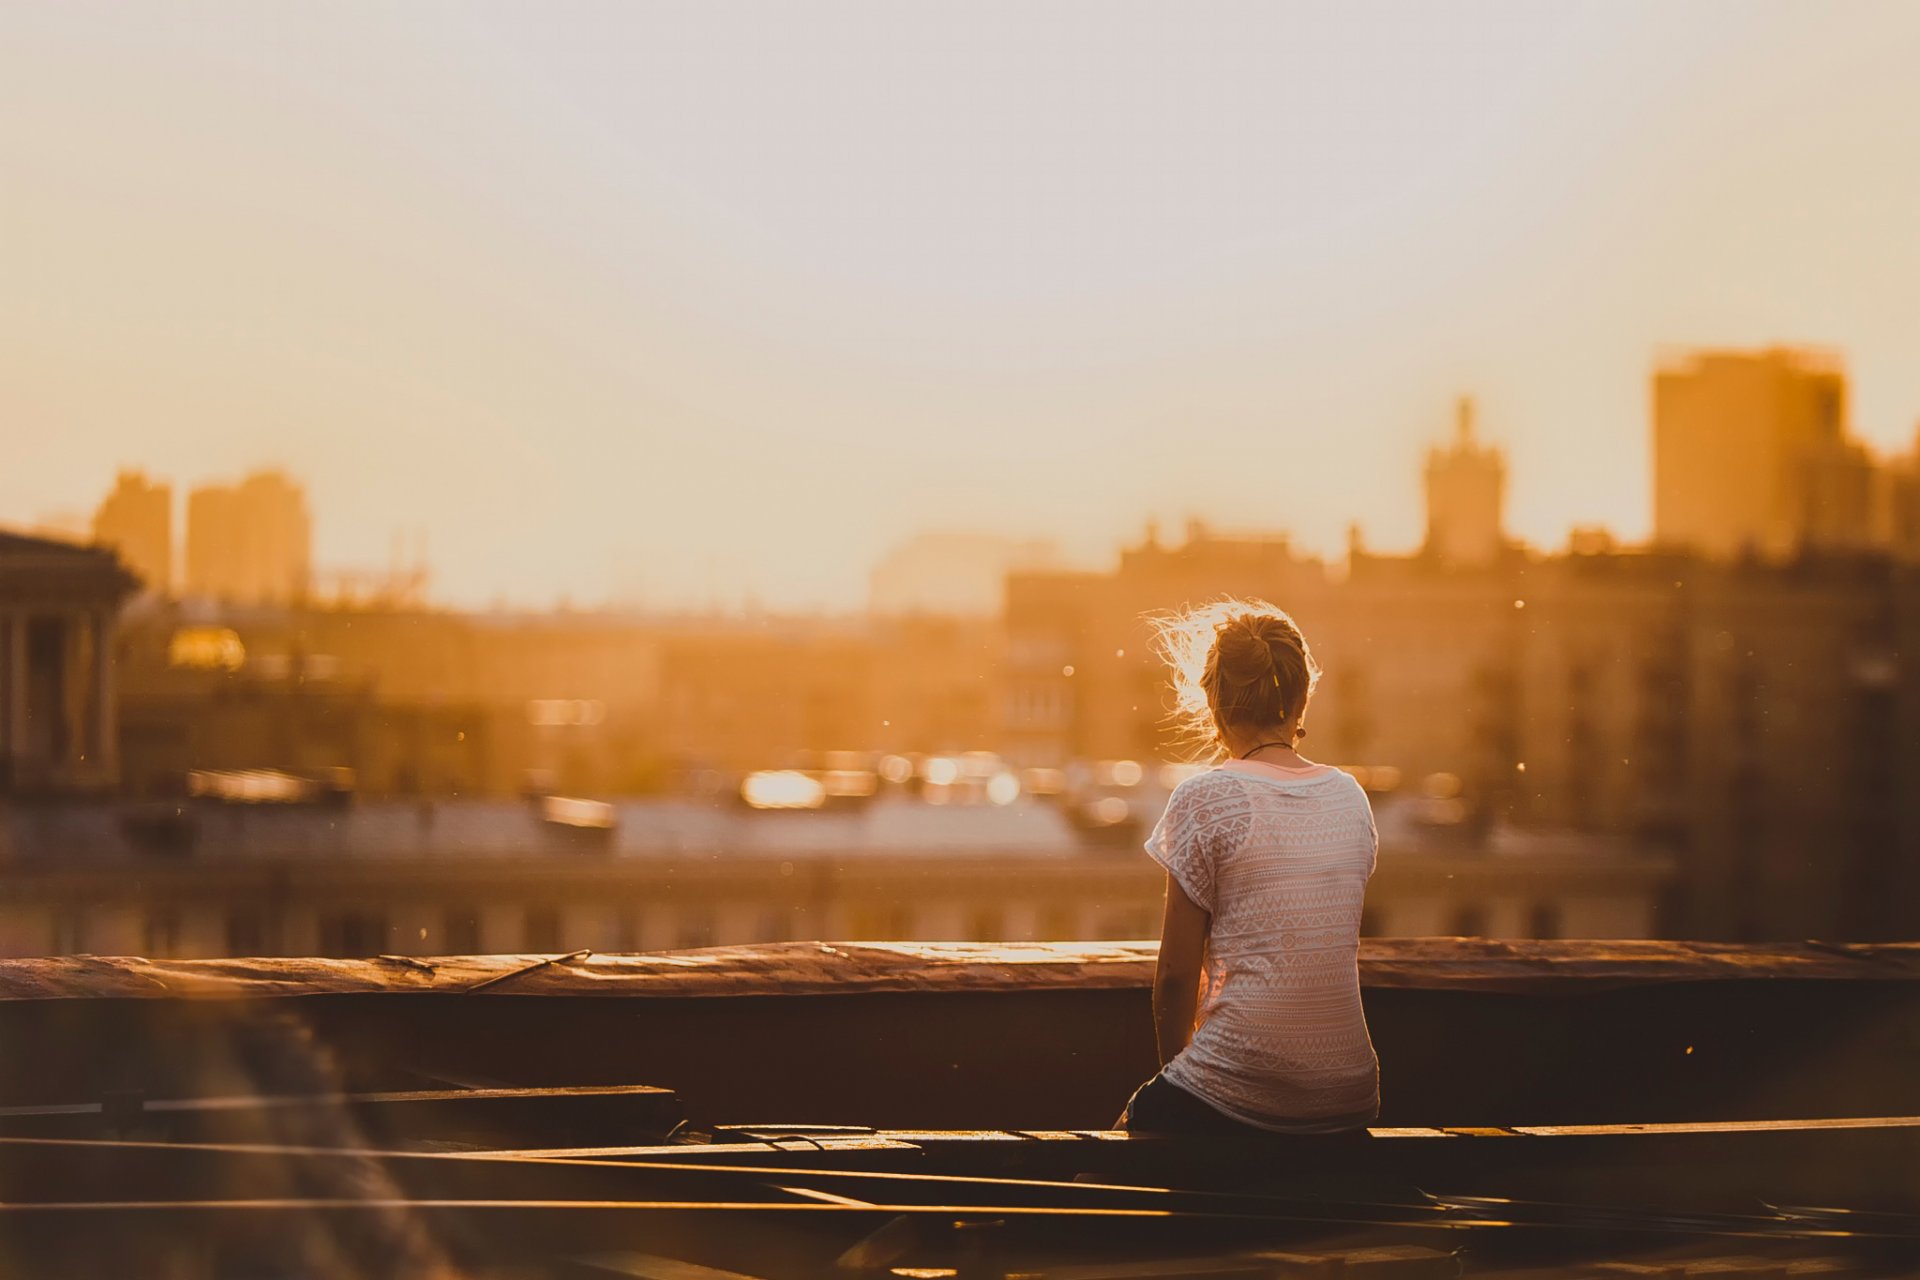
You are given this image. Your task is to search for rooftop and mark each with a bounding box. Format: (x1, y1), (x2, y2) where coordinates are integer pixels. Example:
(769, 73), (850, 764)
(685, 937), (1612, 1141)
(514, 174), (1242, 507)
(1, 939), (1916, 1274)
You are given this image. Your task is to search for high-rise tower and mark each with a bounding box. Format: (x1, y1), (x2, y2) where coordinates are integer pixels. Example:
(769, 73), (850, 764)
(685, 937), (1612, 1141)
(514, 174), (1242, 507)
(1653, 347), (1869, 558)
(91, 470), (173, 595)
(184, 471), (311, 604)
(1423, 396), (1507, 568)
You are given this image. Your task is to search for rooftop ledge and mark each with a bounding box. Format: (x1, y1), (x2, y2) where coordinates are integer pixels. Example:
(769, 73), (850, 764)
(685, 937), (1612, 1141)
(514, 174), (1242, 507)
(3, 936), (1918, 1002)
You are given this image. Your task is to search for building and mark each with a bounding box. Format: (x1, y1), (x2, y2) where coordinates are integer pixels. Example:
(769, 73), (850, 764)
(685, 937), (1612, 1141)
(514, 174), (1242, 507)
(116, 602), (635, 799)
(1423, 396), (1508, 567)
(1312, 550), (1520, 797)
(74, 360), (1920, 942)
(1885, 426), (1920, 562)
(0, 788), (1670, 960)
(997, 518), (1522, 783)
(1798, 437), (1881, 551)
(1000, 524), (1328, 770)
(110, 600), (1010, 798)
(0, 531), (139, 793)
(1499, 549), (1920, 938)
(185, 471), (311, 604)
(996, 529), (1920, 942)
(868, 531), (1060, 617)
(1653, 347), (1860, 559)
(91, 470), (173, 596)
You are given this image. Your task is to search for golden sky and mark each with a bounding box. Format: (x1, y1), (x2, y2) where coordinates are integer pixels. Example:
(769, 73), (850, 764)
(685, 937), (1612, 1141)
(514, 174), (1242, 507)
(5, 1), (1920, 609)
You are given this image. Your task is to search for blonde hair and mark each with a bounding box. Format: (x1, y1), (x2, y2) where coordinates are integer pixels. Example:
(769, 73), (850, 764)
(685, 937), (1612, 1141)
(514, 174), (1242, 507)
(1148, 598), (1321, 762)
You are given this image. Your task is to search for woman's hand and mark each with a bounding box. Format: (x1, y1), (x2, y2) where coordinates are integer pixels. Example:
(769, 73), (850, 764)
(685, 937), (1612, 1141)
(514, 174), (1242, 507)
(1152, 872), (1209, 1066)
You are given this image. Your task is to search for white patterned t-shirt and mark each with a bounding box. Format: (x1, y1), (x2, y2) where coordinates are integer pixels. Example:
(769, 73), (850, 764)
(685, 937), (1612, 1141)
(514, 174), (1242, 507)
(1144, 759), (1380, 1132)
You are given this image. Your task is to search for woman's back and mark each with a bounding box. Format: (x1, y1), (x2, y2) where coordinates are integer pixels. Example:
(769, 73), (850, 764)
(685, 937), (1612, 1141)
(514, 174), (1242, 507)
(1146, 759), (1379, 1131)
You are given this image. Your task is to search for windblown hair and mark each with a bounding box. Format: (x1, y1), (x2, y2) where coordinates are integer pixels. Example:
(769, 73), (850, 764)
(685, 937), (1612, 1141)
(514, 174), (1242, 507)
(1148, 598), (1321, 762)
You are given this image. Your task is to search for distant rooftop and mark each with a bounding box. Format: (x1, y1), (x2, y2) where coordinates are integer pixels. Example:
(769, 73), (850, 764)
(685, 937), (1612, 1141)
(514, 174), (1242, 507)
(1653, 343), (1848, 376)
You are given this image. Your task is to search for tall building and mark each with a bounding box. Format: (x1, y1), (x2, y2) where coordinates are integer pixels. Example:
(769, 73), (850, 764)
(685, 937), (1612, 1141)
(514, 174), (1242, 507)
(185, 471), (311, 604)
(91, 471), (173, 595)
(1653, 347), (1859, 559)
(1423, 397), (1508, 567)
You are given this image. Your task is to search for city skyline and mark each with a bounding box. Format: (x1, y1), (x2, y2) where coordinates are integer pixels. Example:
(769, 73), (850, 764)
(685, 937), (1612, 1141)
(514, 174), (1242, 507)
(32, 342), (1920, 614)
(7, 2), (1920, 609)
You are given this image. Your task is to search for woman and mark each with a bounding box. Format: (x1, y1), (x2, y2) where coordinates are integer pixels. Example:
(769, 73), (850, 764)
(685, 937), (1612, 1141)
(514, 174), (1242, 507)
(1120, 600), (1379, 1136)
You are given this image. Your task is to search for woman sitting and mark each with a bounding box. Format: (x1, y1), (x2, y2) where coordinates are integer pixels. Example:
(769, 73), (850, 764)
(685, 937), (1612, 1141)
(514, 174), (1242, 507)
(1120, 600), (1380, 1137)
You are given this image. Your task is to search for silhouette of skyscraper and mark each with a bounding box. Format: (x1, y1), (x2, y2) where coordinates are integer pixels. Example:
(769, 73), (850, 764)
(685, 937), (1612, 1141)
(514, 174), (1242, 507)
(184, 471), (311, 604)
(91, 470), (173, 595)
(1654, 347), (1873, 558)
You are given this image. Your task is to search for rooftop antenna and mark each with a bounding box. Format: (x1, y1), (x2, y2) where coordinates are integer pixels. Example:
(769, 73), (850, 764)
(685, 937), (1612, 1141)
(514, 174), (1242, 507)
(1456, 395), (1476, 445)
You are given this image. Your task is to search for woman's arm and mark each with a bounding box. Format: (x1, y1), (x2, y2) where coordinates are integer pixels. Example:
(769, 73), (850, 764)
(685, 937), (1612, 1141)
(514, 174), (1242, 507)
(1152, 872), (1210, 1066)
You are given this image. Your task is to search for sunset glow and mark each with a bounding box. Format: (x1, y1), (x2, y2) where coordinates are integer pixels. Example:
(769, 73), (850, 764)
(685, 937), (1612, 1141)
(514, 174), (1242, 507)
(8, 2), (1920, 607)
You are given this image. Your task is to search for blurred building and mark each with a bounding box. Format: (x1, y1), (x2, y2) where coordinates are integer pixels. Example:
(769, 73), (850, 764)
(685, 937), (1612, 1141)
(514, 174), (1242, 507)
(997, 399), (1920, 942)
(998, 396), (1517, 776)
(1312, 550), (1519, 798)
(866, 614), (1003, 754)
(0, 531), (139, 794)
(0, 791), (1669, 959)
(63, 369), (1920, 944)
(1001, 522), (1325, 769)
(185, 471), (311, 604)
(1424, 396), (1509, 567)
(869, 532), (1060, 616)
(1653, 347), (1872, 559)
(116, 633), (495, 801)
(111, 601), (1005, 799)
(1886, 426), (1920, 562)
(1528, 552), (1919, 942)
(92, 470), (173, 596)
(117, 603), (641, 798)
(1799, 438), (1881, 552)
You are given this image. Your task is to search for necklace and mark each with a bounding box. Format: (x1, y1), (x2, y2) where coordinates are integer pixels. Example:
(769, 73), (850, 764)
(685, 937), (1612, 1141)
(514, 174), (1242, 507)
(1238, 740), (1299, 761)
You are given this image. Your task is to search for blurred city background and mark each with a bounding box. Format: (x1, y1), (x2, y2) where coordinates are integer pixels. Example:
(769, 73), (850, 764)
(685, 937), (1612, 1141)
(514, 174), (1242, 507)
(5, 4), (1919, 960)
(7, 351), (1920, 957)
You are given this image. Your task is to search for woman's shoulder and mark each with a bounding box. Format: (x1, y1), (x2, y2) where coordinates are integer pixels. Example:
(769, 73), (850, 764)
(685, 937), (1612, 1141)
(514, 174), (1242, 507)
(1160, 767), (1244, 812)
(1161, 764), (1367, 816)
(1166, 765), (1263, 802)
(1175, 762), (1369, 793)
(1169, 766), (1237, 793)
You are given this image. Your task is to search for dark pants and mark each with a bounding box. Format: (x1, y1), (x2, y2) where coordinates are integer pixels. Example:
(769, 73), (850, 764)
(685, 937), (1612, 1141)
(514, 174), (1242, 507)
(1120, 1072), (1372, 1139)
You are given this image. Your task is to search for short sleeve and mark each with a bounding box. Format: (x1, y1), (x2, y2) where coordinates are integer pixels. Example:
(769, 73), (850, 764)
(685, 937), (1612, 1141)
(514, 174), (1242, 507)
(1144, 781), (1217, 913)
(1361, 783), (1379, 877)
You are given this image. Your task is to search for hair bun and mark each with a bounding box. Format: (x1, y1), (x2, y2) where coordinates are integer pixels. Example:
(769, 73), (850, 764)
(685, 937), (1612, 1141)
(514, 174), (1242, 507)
(1213, 620), (1279, 685)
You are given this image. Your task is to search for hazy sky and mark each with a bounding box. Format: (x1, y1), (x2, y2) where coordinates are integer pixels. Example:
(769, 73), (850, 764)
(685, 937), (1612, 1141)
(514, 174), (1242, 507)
(5, 1), (1920, 609)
